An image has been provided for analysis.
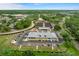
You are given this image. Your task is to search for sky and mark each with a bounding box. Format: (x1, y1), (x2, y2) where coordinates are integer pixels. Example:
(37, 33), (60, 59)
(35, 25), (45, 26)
(0, 3), (79, 10)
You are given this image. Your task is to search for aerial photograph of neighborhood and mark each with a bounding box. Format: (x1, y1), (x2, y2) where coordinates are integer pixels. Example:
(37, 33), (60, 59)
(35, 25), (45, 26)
(0, 3), (79, 56)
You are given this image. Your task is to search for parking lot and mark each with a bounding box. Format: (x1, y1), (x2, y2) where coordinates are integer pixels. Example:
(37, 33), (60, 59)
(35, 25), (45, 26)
(15, 40), (58, 49)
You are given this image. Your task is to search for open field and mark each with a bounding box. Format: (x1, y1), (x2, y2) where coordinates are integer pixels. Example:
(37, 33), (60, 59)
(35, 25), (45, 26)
(0, 35), (18, 50)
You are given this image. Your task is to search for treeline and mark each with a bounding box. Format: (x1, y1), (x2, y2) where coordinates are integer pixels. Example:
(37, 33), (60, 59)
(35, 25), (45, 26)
(0, 10), (78, 14)
(40, 14), (64, 24)
(0, 49), (73, 56)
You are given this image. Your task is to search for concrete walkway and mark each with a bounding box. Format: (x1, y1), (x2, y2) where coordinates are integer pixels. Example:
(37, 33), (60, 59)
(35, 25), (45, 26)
(0, 21), (35, 35)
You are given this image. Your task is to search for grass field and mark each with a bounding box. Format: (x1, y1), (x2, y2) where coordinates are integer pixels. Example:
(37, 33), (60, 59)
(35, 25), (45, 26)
(0, 35), (19, 50)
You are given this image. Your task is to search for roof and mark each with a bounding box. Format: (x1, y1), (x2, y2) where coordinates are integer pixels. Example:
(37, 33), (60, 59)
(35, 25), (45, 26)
(27, 32), (58, 39)
(39, 27), (50, 30)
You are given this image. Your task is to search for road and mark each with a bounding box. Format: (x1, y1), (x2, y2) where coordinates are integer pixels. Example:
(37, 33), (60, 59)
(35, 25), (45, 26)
(0, 21), (35, 35)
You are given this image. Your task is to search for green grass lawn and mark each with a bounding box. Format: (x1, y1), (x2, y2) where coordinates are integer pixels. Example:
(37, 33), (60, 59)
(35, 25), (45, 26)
(0, 35), (19, 50)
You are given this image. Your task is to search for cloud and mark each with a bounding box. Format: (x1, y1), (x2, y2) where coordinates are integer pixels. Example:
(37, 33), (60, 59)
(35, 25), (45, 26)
(32, 3), (42, 5)
(0, 3), (27, 10)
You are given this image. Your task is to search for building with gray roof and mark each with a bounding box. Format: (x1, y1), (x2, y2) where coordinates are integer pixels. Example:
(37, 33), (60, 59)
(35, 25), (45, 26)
(23, 18), (58, 42)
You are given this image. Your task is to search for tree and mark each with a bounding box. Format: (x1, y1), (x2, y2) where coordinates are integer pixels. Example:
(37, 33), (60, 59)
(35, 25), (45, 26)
(61, 32), (72, 48)
(65, 16), (79, 42)
(0, 24), (10, 32)
(75, 31), (79, 41)
(15, 18), (31, 29)
(22, 50), (34, 56)
(54, 25), (61, 31)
